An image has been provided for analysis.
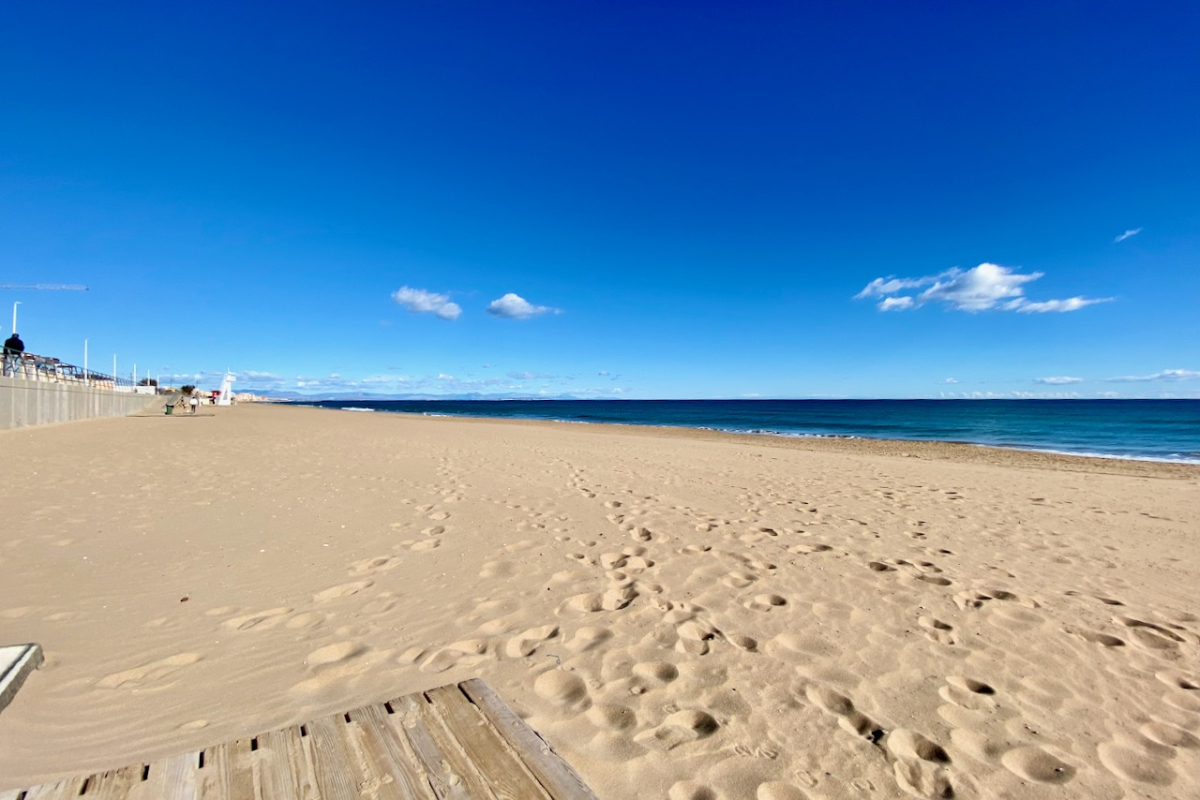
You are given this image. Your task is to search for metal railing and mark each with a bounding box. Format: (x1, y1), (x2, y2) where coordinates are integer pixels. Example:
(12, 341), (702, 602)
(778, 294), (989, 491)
(2, 351), (142, 390)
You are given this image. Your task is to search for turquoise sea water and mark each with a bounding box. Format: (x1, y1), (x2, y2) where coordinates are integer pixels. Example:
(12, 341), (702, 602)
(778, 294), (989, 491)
(304, 400), (1200, 464)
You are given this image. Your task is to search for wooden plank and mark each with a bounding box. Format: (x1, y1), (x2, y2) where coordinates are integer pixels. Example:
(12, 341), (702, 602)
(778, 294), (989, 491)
(307, 715), (370, 800)
(459, 679), (599, 800)
(22, 775), (90, 798)
(85, 763), (149, 800)
(195, 737), (250, 800)
(387, 693), (493, 800)
(347, 703), (437, 799)
(0, 643), (43, 715)
(138, 751), (198, 800)
(261, 727), (320, 800)
(424, 686), (550, 800)
(6, 681), (599, 800)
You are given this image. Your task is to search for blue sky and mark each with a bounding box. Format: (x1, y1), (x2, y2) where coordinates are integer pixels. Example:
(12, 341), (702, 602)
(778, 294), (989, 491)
(2, 2), (1197, 398)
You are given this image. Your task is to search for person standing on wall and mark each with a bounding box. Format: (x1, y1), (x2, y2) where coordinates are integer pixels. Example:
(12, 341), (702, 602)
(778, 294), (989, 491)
(3, 332), (24, 377)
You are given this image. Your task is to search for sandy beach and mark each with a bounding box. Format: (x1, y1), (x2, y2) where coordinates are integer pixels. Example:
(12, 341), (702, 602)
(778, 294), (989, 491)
(1, 404), (1197, 798)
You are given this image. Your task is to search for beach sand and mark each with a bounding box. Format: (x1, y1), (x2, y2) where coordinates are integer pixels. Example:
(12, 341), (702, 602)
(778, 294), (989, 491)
(1, 404), (1197, 798)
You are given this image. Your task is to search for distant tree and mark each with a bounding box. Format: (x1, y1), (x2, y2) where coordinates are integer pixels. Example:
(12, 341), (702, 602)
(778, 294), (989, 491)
(180, 384), (196, 396)
(138, 377), (158, 387)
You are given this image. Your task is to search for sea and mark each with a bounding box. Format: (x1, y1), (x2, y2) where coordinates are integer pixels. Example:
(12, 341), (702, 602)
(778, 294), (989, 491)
(301, 399), (1200, 464)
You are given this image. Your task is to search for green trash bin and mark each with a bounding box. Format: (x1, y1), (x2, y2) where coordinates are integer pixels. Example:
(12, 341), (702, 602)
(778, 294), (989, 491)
(165, 404), (174, 415)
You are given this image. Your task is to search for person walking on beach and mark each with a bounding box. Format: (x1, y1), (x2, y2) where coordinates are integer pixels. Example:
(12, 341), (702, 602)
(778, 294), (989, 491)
(189, 392), (199, 414)
(3, 332), (24, 377)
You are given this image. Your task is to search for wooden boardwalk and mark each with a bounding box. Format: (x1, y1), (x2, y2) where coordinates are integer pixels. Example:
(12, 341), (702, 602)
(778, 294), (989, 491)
(3, 679), (599, 800)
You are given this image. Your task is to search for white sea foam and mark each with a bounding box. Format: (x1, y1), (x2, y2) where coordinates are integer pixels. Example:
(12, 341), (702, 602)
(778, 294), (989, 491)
(340, 407), (375, 412)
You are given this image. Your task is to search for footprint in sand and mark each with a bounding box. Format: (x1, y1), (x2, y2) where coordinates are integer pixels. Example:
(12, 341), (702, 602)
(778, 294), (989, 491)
(220, 607), (292, 631)
(634, 709), (719, 752)
(427, 511), (450, 521)
(918, 616), (955, 645)
(1001, 746), (1075, 784)
(305, 641), (366, 668)
(410, 539), (441, 552)
(1063, 625), (1125, 647)
(285, 611), (327, 629)
(504, 625), (559, 658)
(722, 571), (757, 589)
(534, 668), (590, 708)
(939, 676), (998, 711)
(480, 560), (518, 579)
(421, 525), (446, 536)
(747, 594), (788, 612)
(96, 653), (203, 689)
(313, 580), (374, 603)
(564, 587), (636, 613)
(420, 639), (489, 673)
(566, 626), (613, 652)
(804, 684), (881, 740)
(787, 543), (832, 555)
(349, 555), (402, 575)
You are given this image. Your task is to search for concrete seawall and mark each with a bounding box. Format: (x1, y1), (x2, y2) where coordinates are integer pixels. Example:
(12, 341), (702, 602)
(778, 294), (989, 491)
(0, 377), (163, 430)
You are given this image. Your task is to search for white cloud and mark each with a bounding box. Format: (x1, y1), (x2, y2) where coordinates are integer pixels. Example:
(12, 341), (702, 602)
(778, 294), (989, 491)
(507, 371), (554, 380)
(879, 296), (914, 311)
(1114, 228), (1142, 243)
(941, 377), (959, 384)
(1107, 369), (1200, 383)
(391, 286), (462, 320)
(856, 263), (1110, 314)
(486, 293), (560, 319)
(854, 276), (933, 299)
(1012, 296), (1111, 313)
(1035, 376), (1082, 385)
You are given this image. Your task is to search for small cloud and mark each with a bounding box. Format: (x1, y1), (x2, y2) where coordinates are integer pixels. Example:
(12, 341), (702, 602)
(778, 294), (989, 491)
(1012, 296), (1111, 313)
(506, 371), (554, 380)
(856, 263), (1109, 314)
(1114, 227), (1142, 243)
(1107, 369), (1200, 383)
(392, 286), (462, 320)
(598, 370), (610, 377)
(1035, 376), (1083, 385)
(486, 293), (560, 319)
(436, 373), (455, 381)
(941, 377), (959, 384)
(879, 296), (914, 311)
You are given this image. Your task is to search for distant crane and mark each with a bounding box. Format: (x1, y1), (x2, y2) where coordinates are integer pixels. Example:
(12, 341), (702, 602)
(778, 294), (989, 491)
(0, 284), (89, 291)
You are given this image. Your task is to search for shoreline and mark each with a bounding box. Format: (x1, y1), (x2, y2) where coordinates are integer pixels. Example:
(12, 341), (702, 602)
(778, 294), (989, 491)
(292, 403), (1200, 480)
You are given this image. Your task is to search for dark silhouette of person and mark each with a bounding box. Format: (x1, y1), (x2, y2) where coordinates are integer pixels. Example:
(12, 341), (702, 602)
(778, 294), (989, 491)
(3, 333), (24, 376)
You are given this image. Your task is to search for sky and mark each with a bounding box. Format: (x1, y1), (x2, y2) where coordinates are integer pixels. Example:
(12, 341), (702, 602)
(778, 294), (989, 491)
(2, 1), (1198, 399)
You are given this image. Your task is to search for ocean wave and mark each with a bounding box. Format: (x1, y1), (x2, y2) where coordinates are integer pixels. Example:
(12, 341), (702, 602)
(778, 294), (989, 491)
(340, 407), (376, 412)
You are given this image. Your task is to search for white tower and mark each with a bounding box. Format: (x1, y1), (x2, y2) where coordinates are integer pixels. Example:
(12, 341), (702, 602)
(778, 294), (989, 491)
(216, 371), (236, 406)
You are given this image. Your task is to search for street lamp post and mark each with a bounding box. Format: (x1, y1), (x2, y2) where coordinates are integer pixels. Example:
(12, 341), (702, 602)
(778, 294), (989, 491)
(11, 301), (20, 334)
